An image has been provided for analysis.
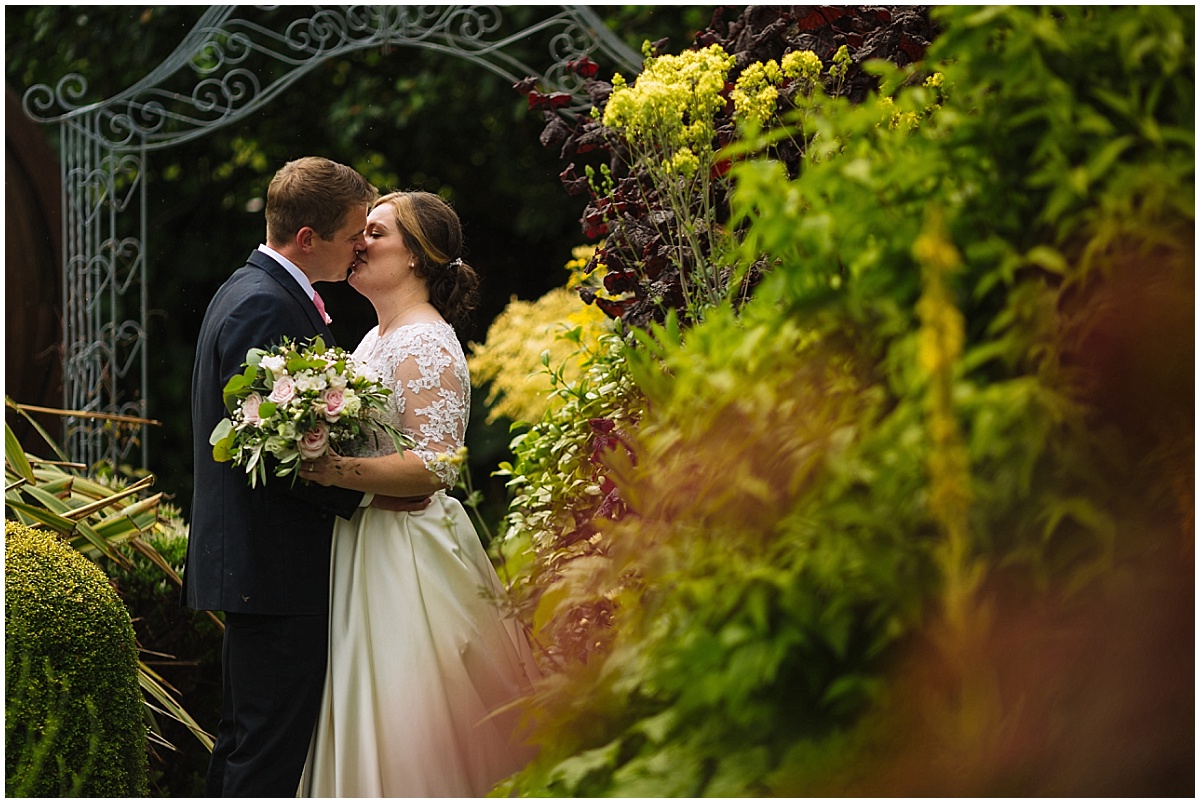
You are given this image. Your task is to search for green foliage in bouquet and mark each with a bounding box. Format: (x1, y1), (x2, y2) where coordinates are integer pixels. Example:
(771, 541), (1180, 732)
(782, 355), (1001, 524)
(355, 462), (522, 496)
(498, 5), (1193, 796)
(5, 521), (149, 796)
(210, 336), (410, 487)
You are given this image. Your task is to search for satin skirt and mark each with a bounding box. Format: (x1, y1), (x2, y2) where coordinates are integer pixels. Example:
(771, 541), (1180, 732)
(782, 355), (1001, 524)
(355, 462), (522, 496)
(301, 492), (539, 797)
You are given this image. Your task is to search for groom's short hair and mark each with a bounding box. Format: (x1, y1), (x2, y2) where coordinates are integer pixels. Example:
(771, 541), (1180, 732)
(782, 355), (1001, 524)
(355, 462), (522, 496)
(265, 157), (377, 246)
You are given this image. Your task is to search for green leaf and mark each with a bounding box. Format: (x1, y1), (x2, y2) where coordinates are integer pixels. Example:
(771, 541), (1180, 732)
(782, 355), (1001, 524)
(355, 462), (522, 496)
(222, 373), (249, 396)
(1085, 134), (1136, 183)
(19, 482), (72, 515)
(209, 417), (234, 446)
(245, 443), (264, 478)
(210, 419), (234, 462)
(4, 498), (76, 531)
(5, 399), (70, 462)
(212, 439), (232, 463)
(549, 740), (621, 793)
(5, 421), (36, 484)
(138, 661), (214, 751)
(92, 494), (163, 540)
(1024, 245), (1068, 276)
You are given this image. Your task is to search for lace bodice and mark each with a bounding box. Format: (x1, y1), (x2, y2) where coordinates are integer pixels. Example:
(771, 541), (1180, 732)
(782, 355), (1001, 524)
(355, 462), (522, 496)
(352, 320), (470, 487)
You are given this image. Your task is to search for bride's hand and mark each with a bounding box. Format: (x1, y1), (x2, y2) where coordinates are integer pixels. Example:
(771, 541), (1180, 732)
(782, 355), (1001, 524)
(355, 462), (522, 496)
(299, 453), (346, 487)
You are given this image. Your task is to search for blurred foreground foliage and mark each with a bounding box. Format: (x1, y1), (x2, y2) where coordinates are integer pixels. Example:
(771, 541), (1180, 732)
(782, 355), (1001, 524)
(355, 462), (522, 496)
(484, 6), (1193, 796)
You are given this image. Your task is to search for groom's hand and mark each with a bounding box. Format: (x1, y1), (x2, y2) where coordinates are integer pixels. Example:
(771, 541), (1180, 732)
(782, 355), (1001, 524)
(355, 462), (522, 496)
(372, 494), (432, 512)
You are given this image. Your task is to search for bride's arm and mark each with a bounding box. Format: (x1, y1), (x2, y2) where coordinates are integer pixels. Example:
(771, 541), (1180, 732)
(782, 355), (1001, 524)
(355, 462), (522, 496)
(302, 448), (443, 496)
(300, 337), (466, 497)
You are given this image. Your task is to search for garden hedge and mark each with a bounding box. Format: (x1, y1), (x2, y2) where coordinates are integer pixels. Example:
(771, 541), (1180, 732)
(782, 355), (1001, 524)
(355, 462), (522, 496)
(5, 521), (149, 796)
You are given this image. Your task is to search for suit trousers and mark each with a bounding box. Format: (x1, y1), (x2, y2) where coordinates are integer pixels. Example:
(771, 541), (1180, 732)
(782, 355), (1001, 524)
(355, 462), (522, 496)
(206, 612), (328, 797)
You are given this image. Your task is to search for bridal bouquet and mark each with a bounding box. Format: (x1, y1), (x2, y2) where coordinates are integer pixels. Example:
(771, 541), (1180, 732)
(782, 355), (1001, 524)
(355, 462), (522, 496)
(209, 336), (408, 487)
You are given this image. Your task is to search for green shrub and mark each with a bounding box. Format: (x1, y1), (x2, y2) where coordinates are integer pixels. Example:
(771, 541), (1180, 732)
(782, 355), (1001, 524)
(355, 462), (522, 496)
(5, 411), (215, 757)
(5, 521), (149, 796)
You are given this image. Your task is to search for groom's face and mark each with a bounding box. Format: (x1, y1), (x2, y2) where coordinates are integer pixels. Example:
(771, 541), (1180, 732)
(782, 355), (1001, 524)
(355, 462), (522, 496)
(309, 205), (369, 283)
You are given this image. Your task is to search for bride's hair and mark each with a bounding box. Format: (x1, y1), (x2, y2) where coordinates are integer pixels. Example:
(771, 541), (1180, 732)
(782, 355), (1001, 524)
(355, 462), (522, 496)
(375, 191), (480, 334)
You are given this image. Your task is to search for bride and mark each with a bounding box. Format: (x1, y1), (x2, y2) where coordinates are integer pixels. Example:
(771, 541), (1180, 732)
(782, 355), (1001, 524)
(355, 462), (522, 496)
(298, 191), (538, 796)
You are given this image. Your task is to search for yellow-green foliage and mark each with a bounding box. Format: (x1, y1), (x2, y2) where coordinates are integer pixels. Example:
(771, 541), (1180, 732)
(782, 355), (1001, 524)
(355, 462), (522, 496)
(469, 248), (613, 425)
(5, 521), (148, 796)
(603, 44), (734, 172)
(500, 5), (1192, 797)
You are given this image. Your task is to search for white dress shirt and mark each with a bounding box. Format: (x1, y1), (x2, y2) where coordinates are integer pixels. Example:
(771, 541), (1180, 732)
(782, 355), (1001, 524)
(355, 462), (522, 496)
(258, 243), (318, 302)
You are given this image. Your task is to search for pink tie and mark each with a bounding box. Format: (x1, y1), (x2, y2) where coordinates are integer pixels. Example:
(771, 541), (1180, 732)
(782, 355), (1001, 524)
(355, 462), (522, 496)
(312, 290), (332, 324)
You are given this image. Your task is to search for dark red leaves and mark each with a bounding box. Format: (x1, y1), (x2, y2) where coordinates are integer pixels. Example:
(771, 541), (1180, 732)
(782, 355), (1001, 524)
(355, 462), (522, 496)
(527, 91), (573, 111)
(602, 269), (638, 295)
(567, 56), (600, 78)
(796, 7), (848, 32)
(583, 211), (608, 239)
(594, 296), (636, 320)
(540, 116), (572, 149)
(517, 8), (937, 331)
(559, 164), (590, 197)
(514, 77), (575, 111)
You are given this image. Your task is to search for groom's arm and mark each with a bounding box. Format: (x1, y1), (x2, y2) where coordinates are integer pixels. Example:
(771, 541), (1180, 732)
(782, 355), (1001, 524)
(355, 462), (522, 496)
(372, 494), (432, 512)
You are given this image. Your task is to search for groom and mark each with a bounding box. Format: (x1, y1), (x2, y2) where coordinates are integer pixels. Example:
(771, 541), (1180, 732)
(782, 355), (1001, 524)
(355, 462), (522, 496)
(185, 157), (382, 796)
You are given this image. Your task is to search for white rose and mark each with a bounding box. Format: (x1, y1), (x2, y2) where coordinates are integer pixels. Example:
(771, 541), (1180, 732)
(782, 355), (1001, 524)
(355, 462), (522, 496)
(340, 389), (362, 417)
(294, 371), (327, 394)
(261, 354), (286, 375)
(355, 363), (380, 384)
(326, 370), (348, 391)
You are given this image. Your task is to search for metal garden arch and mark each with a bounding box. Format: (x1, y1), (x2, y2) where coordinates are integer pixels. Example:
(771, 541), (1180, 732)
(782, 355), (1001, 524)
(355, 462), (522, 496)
(22, 5), (640, 469)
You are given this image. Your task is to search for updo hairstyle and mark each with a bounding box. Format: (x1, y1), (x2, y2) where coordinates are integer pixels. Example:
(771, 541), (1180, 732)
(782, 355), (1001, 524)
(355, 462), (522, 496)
(375, 191), (480, 334)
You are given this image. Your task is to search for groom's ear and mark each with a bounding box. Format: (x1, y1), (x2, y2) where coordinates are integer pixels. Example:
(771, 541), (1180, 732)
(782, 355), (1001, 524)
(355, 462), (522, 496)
(296, 226), (316, 253)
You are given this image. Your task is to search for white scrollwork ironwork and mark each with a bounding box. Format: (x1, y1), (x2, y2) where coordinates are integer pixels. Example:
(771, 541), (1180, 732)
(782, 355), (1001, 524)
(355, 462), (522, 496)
(21, 6), (640, 469)
(25, 5), (637, 149)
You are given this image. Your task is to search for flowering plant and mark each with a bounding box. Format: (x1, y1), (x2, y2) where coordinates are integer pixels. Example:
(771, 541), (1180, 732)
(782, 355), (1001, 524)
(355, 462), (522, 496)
(209, 336), (409, 487)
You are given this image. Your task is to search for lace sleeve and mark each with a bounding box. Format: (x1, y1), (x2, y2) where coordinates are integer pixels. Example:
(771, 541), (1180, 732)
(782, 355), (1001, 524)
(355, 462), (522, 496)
(386, 326), (470, 487)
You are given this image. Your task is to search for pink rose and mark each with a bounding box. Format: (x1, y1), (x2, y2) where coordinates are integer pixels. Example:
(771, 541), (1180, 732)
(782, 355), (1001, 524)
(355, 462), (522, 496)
(268, 375), (296, 406)
(320, 388), (347, 422)
(242, 392), (264, 425)
(298, 422), (330, 460)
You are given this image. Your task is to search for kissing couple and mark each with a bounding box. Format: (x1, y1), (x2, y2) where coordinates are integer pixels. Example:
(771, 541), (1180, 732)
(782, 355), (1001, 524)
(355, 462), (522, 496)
(184, 156), (539, 796)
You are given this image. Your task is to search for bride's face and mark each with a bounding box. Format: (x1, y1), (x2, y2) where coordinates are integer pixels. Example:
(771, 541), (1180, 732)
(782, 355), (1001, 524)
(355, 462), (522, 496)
(350, 203), (416, 296)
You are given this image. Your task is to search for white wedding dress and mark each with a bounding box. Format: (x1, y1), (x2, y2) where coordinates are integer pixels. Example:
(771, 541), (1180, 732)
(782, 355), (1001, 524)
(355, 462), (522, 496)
(301, 321), (539, 797)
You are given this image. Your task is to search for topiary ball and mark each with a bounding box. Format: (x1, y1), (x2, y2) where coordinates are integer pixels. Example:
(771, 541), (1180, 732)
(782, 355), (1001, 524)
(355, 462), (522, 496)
(5, 521), (149, 796)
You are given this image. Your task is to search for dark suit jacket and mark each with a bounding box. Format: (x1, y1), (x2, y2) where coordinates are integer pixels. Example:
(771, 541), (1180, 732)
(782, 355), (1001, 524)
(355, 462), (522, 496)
(183, 249), (363, 615)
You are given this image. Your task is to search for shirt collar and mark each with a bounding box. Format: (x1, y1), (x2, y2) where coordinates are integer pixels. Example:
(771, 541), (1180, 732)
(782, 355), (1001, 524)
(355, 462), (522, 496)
(258, 243), (315, 299)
